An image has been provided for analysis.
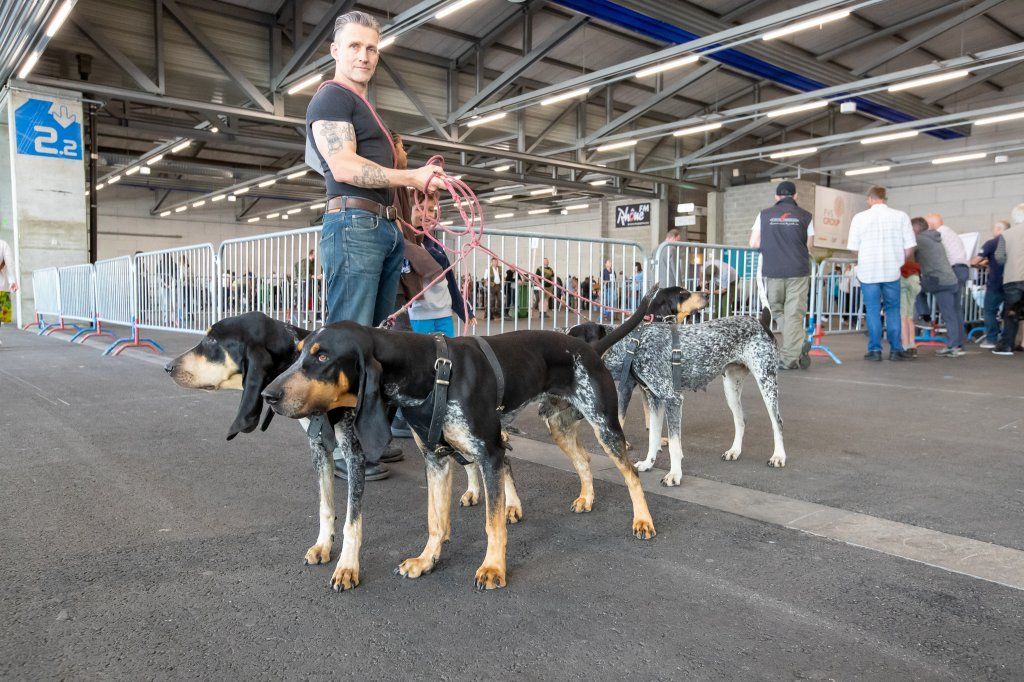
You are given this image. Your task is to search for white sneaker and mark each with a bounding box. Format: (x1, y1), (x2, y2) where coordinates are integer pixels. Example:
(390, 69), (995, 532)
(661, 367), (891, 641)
(979, 341), (996, 349)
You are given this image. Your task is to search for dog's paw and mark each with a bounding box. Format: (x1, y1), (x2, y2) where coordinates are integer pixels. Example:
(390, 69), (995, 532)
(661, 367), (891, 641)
(721, 448), (741, 461)
(506, 504), (523, 524)
(634, 459), (655, 472)
(330, 565), (359, 591)
(569, 496), (593, 513)
(661, 471), (682, 487)
(396, 556), (435, 579)
(660, 436), (669, 448)
(767, 453), (786, 468)
(304, 543), (332, 565)
(459, 490), (480, 507)
(474, 564), (507, 590)
(632, 518), (657, 540)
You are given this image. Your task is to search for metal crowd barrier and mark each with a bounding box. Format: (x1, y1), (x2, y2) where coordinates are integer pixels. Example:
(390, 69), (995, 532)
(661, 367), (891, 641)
(135, 244), (218, 335)
(652, 240), (766, 324)
(440, 228), (649, 335)
(23, 267), (61, 332)
(219, 227), (325, 329)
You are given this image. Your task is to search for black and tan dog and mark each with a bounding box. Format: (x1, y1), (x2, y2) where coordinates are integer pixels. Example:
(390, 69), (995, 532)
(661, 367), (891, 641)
(260, 291), (659, 592)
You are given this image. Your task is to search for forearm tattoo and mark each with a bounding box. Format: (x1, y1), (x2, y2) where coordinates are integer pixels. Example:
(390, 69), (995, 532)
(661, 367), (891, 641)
(350, 163), (389, 188)
(314, 121), (355, 155)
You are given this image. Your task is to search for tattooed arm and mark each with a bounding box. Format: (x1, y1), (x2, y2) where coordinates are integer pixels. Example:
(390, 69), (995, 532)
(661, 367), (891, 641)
(311, 120), (443, 192)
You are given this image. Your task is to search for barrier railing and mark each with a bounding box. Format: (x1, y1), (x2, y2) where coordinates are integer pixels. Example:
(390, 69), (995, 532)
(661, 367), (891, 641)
(135, 244), (218, 335)
(22, 267), (60, 332)
(94, 255), (163, 356)
(652, 240), (766, 324)
(218, 227), (325, 329)
(440, 228), (648, 334)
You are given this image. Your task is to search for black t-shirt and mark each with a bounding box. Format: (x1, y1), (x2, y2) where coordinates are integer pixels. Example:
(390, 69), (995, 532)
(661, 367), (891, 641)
(305, 84), (394, 206)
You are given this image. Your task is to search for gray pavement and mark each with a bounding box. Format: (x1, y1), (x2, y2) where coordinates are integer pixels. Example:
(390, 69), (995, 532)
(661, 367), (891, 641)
(2, 325), (1023, 679)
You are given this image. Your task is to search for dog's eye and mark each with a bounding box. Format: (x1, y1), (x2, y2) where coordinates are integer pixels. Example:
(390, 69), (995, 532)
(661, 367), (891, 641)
(317, 353), (328, 362)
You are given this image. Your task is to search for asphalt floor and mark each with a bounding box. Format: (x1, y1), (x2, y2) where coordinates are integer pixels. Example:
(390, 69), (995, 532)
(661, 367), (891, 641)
(1, 323), (1023, 679)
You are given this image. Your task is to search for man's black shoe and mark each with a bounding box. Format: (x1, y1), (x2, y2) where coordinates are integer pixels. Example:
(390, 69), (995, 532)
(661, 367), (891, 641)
(992, 344), (1014, 356)
(863, 351), (882, 361)
(334, 460), (391, 481)
(380, 442), (405, 463)
(390, 410), (413, 439)
(889, 350), (915, 361)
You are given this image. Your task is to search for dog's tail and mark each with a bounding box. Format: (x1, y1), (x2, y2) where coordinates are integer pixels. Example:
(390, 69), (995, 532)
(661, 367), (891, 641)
(758, 307), (777, 345)
(592, 286), (659, 356)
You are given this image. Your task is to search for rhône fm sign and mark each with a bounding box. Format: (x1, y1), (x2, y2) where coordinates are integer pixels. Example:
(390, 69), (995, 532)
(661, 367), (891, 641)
(614, 202), (651, 228)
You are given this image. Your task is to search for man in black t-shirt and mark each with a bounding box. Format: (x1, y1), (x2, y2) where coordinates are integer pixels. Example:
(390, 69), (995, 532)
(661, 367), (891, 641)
(305, 11), (445, 482)
(305, 11), (444, 331)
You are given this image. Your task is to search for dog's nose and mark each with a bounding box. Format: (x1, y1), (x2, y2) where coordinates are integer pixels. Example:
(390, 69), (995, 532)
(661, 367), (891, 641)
(164, 362), (175, 373)
(262, 388), (282, 405)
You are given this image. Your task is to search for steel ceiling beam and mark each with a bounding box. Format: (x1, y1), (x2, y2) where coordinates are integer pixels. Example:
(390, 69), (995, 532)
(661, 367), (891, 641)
(852, 0), (1010, 76)
(271, 0), (355, 90)
(526, 102), (579, 153)
(815, 4), (961, 63)
(162, 0), (275, 113)
(449, 15), (588, 122)
(720, 0), (776, 23)
(377, 57), (453, 140)
(453, 3), (534, 69)
(71, 15), (161, 94)
(922, 62), (1017, 105)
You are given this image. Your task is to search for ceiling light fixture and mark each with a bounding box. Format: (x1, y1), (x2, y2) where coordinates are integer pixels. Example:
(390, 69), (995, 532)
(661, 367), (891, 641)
(491, 164), (512, 172)
(492, 184), (523, 192)
(486, 194), (513, 203)
(378, 35), (396, 50)
(171, 140), (191, 153)
(860, 130), (919, 144)
(310, 202), (326, 209)
(761, 9), (850, 41)
(495, 212), (514, 219)
(233, 187), (250, 195)
(211, 194), (226, 202)
(931, 152), (987, 165)
(287, 170), (308, 180)
(248, 217), (260, 223)
(228, 195), (237, 202)
(887, 70), (970, 92)
(588, 179), (609, 186)
(768, 146), (818, 159)
(634, 54), (700, 79)
(564, 203), (589, 210)
(845, 165), (891, 176)
(174, 206), (186, 212)
(765, 100), (829, 118)
(125, 166), (139, 175)
(258, 179), (277, 187)
(160, 210), (171, 217)
(540, 87), (590, 106)
(287, 208), (301, 214)
(108, 175), (121, 184)
(139, 166), (151, 175)
(45, 0), (75, 37)
(595, 139), (637, 152)
(435, 0), (480, 20)
(528, 208), (550, 215)
(287, 73), (323, 95)
(466, 112), (507, 127)
(673, 121), (722, 137)
(146, 154), (163, 165)
(95, 183), (104, 190)
(192, 200), (206, 207)
(530, 187), (556, 195)
(267, 212), (280, 219)
(974, 110), (1024, 126)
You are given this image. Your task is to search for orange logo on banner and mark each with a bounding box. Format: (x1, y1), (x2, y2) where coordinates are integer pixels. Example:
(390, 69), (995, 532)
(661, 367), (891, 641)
(823, 196), (844, 227)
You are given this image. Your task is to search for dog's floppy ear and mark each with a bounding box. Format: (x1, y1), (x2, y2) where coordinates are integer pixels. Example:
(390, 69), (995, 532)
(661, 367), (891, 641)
(227, 346), (273, 441)
(353, 346), (391, 456)
(259, 405), (275, 431)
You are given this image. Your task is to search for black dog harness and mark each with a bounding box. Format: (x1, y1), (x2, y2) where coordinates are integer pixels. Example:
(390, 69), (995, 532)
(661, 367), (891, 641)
(619, 324), (684, 393)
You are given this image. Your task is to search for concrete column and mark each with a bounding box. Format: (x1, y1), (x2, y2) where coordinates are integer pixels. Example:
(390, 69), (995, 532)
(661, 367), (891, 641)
(1, 84), (88, 326)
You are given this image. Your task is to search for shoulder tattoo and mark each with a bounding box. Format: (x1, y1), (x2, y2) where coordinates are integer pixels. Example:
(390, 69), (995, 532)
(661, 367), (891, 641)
(314, 120), (356, 154)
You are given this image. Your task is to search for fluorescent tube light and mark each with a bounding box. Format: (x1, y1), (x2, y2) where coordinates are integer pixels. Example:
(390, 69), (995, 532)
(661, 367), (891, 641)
(233, 187), (250, 195)
(486, 194), (513, 203)
(765, 100), (828, 118)
(258, 179), (277, 187)
(125, 166), (139, 175)
(160, 210), (171, 217)
(673, 121), (722, 137)
(931, 152), (987, 165)
(564, 204), (589, 210)
(211, 194), (226, 202)
(171, 140), (191, 153)
(378, 35), (396, 49)
(45, 0), (75, 37)
(768, 146), (818, 159)
(588, 179), (608, 186)
(310, 202), (326, 209)
(248, 217), (260, 223)
(267, 212), (280, 219)
(174, 206), (186, 212)
(845, 165), (891, 176)
(530, 187), (556, 196)
(528, 208), (549, 215)
(108, 175), (121, 184)
(495, 212), (514, 219)
(540, 87), (590, 106)
(492, 164), (512, 172)
(762, 9), (850, 41)
(287, 170), (308, 179)
(634, 54), (699, 79)
(146, 154), (164, 165)
(17, 52), (41, 80)
(887, 70), (969, 92)
(287, 208), (301, 214)
(466, 112), (507, 127)
(287, 73), (323, 95)
(975, 111), (1024, 126)
(192, 200), (206, 207)
(95, 183), (105, 190)
(860, 130), (918, 144)
(435, 0), (480, 20)
(595, 140), (637, 152)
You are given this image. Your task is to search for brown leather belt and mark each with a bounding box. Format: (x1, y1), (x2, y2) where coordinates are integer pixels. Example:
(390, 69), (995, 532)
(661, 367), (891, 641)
(326, 196), (397, 221)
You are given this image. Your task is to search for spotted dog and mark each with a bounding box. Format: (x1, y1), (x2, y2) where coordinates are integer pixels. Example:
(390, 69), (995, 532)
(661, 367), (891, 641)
(261, 292), (658, 592)
(570, 303), (787, 486)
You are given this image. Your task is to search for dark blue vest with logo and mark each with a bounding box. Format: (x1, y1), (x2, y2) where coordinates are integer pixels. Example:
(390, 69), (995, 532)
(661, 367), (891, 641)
(759, 197), (812, 278)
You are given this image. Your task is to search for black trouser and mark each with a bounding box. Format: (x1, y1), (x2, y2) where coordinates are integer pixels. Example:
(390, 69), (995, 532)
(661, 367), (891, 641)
(998, 281), (1023, 348)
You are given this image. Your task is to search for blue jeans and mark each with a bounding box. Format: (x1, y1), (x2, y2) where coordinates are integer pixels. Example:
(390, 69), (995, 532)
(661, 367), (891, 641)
(928, 284), (964, 349)
(861, 279), (903, 353)
(410, 316), (455, 337)
(320, 208), (404, 326)
(983, 287), (1004, 344)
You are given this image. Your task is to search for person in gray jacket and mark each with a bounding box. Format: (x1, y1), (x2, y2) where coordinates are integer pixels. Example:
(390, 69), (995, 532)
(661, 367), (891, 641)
(912, 217), (964, 356)
(992, 203), (1024, 355)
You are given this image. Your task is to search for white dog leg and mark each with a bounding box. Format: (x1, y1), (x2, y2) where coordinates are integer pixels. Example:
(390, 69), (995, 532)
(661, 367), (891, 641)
(461, 462), (483, 507)
(753, 368), (787, 468)
(635, 397), (664, 472)
(662, 401), (684, 486)
(721, 365), (748, 462)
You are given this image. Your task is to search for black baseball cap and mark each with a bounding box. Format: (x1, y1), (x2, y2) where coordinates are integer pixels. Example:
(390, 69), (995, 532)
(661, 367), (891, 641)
(775, 181), (796, 196)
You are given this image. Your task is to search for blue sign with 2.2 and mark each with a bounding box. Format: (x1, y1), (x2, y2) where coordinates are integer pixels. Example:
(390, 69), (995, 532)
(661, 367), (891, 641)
(14, 97), (83, 160)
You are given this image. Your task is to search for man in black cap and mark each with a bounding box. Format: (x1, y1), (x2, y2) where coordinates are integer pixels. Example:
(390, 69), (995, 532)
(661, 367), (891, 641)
(750, 181), (814, 369)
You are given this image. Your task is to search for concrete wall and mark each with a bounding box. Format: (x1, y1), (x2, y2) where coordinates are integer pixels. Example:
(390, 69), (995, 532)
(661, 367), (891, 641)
(720, 179), (816, 246)
(885, 173), (1024, 240)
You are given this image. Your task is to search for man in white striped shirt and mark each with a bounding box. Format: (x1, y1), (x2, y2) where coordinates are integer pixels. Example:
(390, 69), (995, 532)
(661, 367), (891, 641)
(846, 186), (917, 361)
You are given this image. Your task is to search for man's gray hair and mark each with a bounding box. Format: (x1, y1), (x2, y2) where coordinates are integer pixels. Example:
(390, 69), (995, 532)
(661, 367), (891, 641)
(335, 10), (380, 37)
(1011, 203), (1024, 227)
